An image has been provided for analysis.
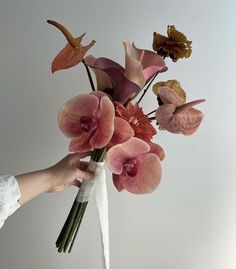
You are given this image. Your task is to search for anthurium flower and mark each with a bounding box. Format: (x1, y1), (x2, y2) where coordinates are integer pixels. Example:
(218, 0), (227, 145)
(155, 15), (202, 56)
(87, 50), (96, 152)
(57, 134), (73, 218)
(106, 137), (162, 194)
(155, 86), (205, 135)
(153, 79), (186, 103)
(84, 41), (166, 104)
(58, 92), (115, 152)
(47, 20), (96, 73)
(153, 25), (192, 62)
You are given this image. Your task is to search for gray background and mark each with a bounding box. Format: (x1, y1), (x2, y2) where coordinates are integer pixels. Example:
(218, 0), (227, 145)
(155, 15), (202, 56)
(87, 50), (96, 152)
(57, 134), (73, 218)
(0, 0), (235, 268)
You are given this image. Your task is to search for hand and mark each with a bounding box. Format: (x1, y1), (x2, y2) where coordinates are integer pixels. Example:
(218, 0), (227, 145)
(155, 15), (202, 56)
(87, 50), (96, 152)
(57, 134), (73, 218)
(16, 153), (94, 205)
(46, 153), (94, 192)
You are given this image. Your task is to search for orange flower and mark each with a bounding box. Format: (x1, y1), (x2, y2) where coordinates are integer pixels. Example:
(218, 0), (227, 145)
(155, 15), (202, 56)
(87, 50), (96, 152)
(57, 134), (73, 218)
(47, 20), (96, 73)
(114, 102), (156, 142)
(153, 25), (192, 62)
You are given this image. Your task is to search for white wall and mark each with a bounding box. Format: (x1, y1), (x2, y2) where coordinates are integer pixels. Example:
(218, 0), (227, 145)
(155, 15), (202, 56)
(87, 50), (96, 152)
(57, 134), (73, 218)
(0, 0), (236, 268)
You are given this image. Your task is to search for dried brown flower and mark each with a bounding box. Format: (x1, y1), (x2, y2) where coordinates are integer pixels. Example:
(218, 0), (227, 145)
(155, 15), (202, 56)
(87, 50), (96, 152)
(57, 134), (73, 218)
(153, 25), (192, 62)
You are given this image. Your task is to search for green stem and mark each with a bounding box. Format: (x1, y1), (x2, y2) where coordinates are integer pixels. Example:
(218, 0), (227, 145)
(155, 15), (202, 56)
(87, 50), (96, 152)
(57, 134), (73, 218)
(63, 202), (83, 252)
(58, 202), (80, 252)
(56, 199), (77, 247)
(68, 202), (88, 253)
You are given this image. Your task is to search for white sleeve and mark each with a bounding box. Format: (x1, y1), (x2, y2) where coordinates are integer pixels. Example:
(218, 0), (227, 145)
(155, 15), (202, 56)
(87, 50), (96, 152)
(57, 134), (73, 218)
(0, 175), (21, 229)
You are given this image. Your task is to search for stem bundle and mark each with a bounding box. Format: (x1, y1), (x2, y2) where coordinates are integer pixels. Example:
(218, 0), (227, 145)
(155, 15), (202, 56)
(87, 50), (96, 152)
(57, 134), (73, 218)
(55, 148), (106, 253)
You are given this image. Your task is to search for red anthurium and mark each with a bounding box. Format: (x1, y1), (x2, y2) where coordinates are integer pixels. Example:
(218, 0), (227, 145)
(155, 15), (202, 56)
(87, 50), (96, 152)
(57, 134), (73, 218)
(84, 41), (166, 104)
(107, 137), (162, 194)
(58, 92), (115, 152)
(47, 20), (96, 73)
(155, 86), (205, 135)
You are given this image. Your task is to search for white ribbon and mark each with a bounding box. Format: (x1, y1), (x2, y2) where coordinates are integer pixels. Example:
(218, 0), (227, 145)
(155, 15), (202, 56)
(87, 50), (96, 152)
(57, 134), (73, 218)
(76, 160), (110, 269)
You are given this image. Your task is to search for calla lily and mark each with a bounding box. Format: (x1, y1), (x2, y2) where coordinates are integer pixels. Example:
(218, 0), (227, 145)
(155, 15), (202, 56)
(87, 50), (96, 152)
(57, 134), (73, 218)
(84, 41), (166, 104)
(47, 20), (96, 73)
(58, 92), (115, 152)
(107, 137), (162, 194)
(155, 86), (205, 135)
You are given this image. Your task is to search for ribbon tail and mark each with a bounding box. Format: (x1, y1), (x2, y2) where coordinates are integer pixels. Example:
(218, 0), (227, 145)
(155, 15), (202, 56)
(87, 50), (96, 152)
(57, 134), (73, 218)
(95, 168), (110, 269)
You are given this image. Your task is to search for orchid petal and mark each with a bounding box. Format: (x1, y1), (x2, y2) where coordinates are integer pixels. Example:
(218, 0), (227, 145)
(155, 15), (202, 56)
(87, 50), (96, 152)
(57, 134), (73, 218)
(69, 133), (93, 152)
(118, 153), (162, 194)
(113, 174), (125, 192)
(147, 141), (165, 161)
(58, 94), (99, 138)
(106, 137), (150, 174)
(90, 96), (115, 148)
(108, 117), (134, 148)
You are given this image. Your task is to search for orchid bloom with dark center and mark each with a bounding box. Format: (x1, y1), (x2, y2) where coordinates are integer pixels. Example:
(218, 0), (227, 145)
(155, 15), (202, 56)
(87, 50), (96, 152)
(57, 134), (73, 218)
(84, 40), (166, 104)
(47, 20), (96, 73)
(107, 137), (162, 194)
(155, 86), (205, 135)
(58, 91), (134, 153)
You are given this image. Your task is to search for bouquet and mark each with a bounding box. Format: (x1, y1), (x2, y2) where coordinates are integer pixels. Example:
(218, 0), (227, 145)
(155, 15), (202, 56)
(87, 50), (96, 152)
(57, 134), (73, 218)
(47, 20), (205, 256)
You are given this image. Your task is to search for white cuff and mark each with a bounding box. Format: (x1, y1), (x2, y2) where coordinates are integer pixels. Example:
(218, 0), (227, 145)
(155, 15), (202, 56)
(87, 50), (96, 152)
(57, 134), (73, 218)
(0, 175), (21, 229)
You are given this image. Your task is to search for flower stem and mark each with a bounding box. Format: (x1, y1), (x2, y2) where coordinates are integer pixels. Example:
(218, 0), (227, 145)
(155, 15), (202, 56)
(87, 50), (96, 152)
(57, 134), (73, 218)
(68, 202), (88, 253)
(146, 109), (157, 116)
(137, 72), (159, 104)
(82, 59), (96, 91)
(148, 116), (156, 121)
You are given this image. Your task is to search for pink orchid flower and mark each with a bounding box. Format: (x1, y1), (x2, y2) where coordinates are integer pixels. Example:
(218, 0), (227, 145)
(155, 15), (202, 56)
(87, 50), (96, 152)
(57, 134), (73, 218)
(155, 86), (205, 135)
(106, 137), (162, 194)
(47, 20), (96, 73)
(58, 91), (133, 153)
(84, 40), (166, 104)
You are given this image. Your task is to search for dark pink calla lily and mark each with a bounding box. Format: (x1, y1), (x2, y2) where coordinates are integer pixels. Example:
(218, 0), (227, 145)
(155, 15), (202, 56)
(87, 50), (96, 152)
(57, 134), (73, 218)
(58, 92), (115, 152)
(84, 41), (166, 104)
(106, 137), (162, 194)
(155, 86), (205, 135)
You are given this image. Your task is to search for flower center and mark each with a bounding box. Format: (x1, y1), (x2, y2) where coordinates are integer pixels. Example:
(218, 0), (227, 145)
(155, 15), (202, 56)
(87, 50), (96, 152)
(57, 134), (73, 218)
(124, 158), (138, 177)
(80, 116), (98, 132)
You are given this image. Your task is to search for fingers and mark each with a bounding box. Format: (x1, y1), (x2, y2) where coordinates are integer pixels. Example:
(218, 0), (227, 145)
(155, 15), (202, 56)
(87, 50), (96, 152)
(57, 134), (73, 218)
(71, 179), (82, 188)
(76, 169), (94, 180)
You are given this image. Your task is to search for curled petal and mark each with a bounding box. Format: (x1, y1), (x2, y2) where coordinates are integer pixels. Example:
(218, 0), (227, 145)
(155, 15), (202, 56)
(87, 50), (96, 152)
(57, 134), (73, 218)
(147, 141), (165, 161)
(108, 117), (134, 148)
(153, 80), (186, 102)
(85, 55), (113, 91)
(90, 96), (115, 148)
(85, 56), (141, 104)
(157, 86), (184, 106)
(58, 94), (99, 138)
(123, 40), (166, 87)
(51, 36), (95, 73)
(117, 153), (162, 194)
